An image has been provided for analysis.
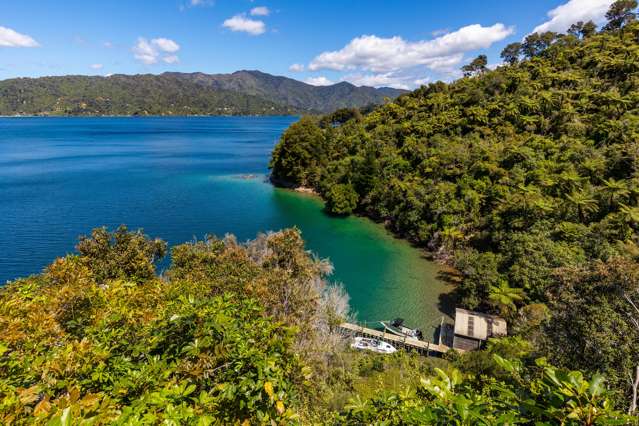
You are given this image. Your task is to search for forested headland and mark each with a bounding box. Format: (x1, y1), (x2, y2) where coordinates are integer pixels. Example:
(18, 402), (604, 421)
(270, 0), (639, 417)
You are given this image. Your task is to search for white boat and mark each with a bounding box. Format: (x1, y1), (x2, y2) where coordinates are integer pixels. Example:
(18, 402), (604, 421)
(350, 337), (397, 354)
(380, 318), (423, 340)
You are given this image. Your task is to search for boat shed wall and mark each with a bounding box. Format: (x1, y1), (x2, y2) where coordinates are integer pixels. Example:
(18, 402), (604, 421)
(454, 308), (507, 340)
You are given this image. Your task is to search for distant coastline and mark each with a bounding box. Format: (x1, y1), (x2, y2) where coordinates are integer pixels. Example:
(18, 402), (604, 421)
(0, 113), (300, 118)
(0, 70), (405, 117)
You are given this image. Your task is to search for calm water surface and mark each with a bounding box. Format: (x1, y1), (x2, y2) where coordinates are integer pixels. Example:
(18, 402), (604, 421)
(0, 117), (452, 331)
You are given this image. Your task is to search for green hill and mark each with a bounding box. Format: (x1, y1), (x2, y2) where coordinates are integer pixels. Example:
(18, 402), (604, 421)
(165, 70), (405, 113)
(270, 8), (639, 408)
(0, 71), (405, 116)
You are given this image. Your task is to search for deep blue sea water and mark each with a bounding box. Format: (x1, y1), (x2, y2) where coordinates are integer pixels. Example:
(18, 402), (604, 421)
(0, 117), (451, 329)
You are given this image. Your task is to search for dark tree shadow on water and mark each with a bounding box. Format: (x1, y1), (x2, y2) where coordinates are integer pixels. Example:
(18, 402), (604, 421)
(436, 269), (462, 318)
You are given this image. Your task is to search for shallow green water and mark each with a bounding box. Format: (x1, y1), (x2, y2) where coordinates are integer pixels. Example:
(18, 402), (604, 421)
(218, 176), (454, 331)
(0, 116), (453, 333)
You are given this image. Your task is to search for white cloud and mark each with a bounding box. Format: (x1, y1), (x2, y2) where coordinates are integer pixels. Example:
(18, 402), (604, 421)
(133, 38), (157, 64)
(305, 76), (335, 86)
(152, 37), (180, 53)
(289, 63), (304, 72)
(163, 55), (179, 64)
(250, 6), (270, 16)
(532, 0), (614, 34)
(0, 26), (39, 47)
(308, 23), (513, 73)
(222, 14), (266, 35)
(103, 41), (113, 48)
(90, 63), (103, 70)
(133, 37), (181, 65)
(340, 72), (411, 90)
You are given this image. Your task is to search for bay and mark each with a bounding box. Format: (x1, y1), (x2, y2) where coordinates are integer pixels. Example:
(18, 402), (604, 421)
(0, 116), (452, 331)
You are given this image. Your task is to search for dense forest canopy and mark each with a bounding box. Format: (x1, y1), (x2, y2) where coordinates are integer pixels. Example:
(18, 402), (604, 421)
(0, 71), (404, 116)
(270, 0), (639, 415)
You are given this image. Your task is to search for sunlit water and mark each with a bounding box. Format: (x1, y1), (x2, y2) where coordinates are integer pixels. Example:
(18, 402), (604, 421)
(0, 117), (452, 331)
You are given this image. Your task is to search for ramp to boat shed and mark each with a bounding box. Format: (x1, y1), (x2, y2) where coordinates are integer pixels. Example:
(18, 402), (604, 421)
(338, 322), (461, 355)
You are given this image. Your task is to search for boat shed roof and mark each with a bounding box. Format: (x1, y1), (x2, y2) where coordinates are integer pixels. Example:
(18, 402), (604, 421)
(454, 308), (507, 341)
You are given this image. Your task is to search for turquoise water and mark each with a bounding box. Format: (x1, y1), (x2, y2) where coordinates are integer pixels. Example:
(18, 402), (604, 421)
(0, 117), (451, 330)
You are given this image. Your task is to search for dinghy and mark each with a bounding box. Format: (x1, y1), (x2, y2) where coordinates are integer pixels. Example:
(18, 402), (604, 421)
(380, 318), (423, 340)
(350, 337), (397, 354)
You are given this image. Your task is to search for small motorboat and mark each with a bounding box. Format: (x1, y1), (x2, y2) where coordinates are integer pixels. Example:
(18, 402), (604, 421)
(350, 337), (397, 354)
(380, 318), (423, 340)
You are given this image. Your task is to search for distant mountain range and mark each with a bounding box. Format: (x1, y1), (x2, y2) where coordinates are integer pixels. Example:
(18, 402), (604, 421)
(0, 70), (406, 116)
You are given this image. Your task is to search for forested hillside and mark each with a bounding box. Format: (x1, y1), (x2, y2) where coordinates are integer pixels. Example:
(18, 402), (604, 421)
(271, 1), (639, 412)
(0, 71), (404, 116)
(0, 74), (290, 116)
(165, 70), (405, 113)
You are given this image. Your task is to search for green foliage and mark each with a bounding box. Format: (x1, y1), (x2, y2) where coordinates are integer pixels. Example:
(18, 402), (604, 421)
(339, 354), (633, 425)
(270, 116), (327, 186)
(500, 42), (522, 64)
(543, 257), (639, 406)
(325, 183), (359, 215)
(76, 225), (167, 283)
(461, 54), (488, 77)
(1, 226), (637, 423)
(0, 226), (345, 424)
(604, 0), (638, 31)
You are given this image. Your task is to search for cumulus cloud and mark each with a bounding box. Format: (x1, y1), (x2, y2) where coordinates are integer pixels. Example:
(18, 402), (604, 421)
(0, 26), (39, 47)
(532, 0), (614, 34)
(341, 72), (412, 90)
(222, 14), (266, 35)
(163, 55), (179, 64)
(250, 6), (270, 16)
(305, 76), (335, 86)
(152, 37), (180, 53)
(133, 37), (181, 65)
(90, 63), (103, 70)
(289, 63), (305, 72)
(309, 23), (513, 73)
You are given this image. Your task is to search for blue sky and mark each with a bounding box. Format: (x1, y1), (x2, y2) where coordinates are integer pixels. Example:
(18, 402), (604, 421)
(0, 0), (617, 88)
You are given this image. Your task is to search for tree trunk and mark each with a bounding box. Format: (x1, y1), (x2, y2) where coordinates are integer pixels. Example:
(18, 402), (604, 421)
(630, 365), (639, 415)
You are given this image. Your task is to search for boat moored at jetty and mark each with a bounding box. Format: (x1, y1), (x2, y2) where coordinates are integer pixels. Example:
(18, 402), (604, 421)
(350, 337), (397, 354)
(380, 318), (423, 340)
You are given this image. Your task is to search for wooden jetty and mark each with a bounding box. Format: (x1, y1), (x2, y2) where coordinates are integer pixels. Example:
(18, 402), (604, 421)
(338, 322), (462, 355)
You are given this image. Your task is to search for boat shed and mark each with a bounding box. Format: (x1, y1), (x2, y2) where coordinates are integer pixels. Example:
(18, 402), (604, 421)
(452, 308), (507, 351)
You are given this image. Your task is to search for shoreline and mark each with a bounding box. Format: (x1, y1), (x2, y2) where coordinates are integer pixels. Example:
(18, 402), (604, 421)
(269, 175), (456, 268)
(0, 114), (300, 118)
(270, 175), (459, 273)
